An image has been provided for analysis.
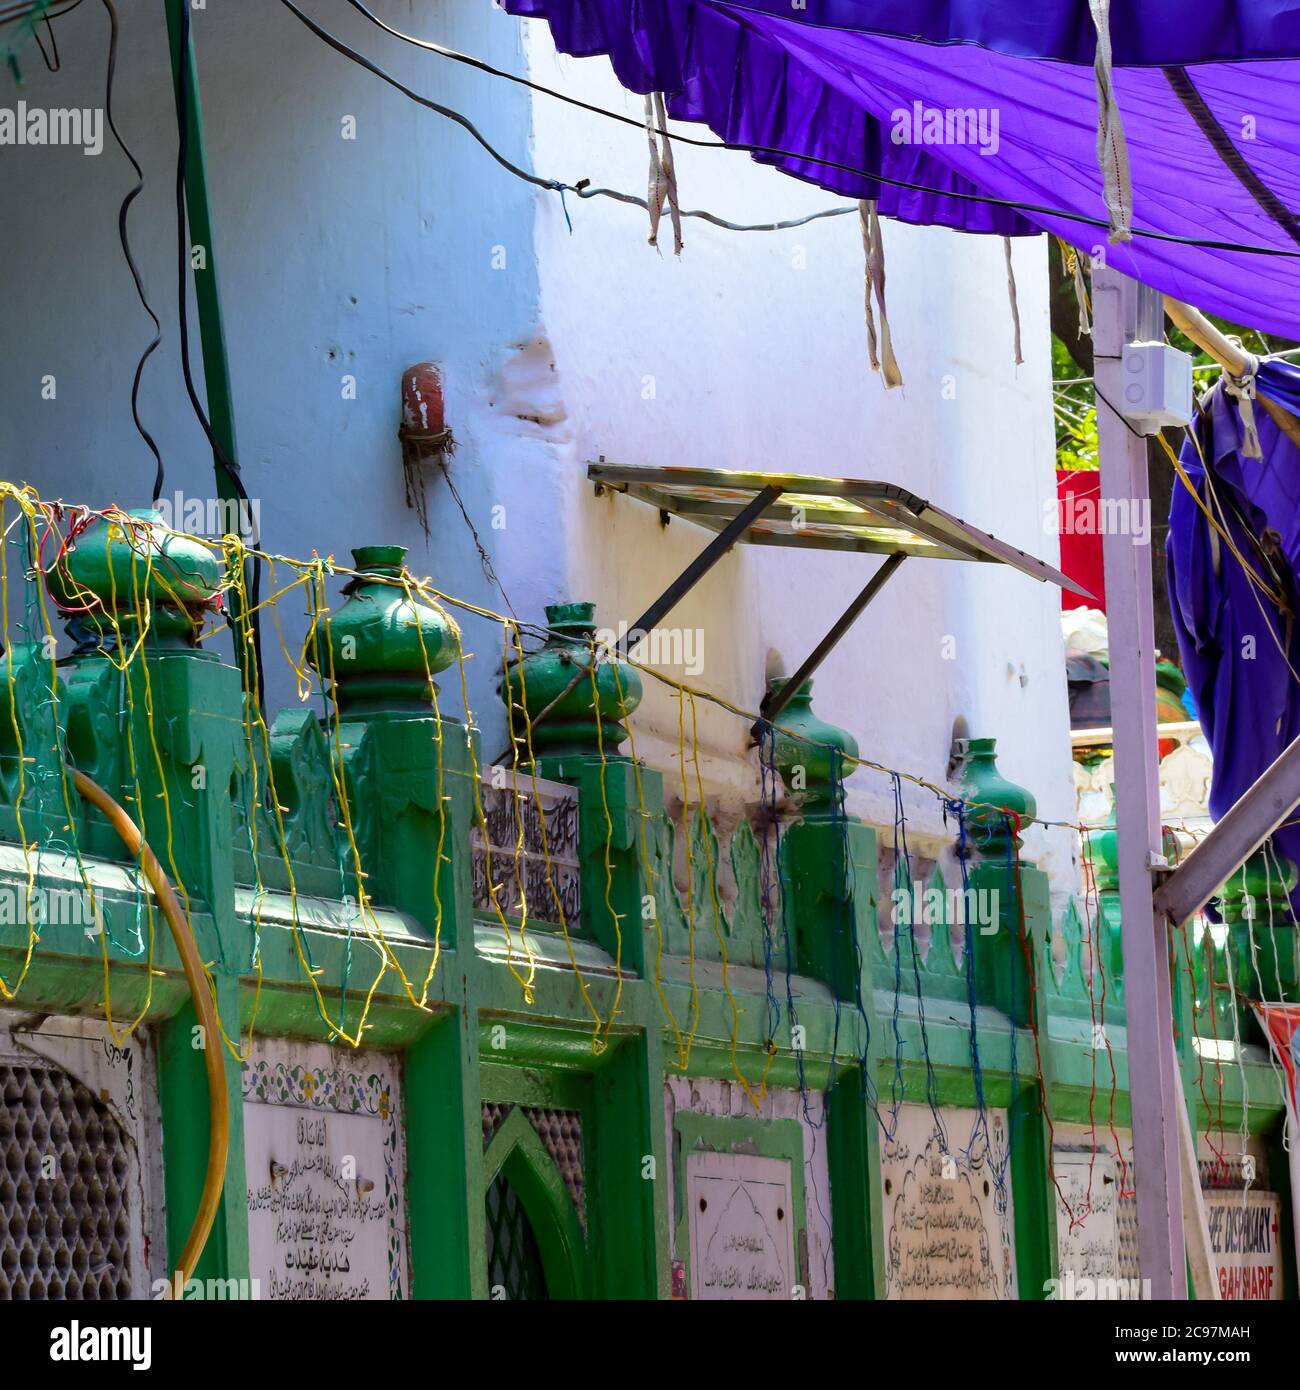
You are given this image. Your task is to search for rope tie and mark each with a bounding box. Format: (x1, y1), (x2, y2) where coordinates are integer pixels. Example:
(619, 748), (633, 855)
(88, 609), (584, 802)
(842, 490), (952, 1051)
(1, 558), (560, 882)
(1058, 237), (1093, 338)
(859, 200), (903, 388)
(1003, 237), (1024, 366)
(644, 92), (683, 255)
(1222, 345), (1264, 459)
(1088, 0), (1133, 243)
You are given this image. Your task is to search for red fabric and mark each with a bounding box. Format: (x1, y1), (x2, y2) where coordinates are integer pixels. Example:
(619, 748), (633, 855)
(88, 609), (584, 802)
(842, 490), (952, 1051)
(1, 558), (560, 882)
(1057, 470), (1106, 611)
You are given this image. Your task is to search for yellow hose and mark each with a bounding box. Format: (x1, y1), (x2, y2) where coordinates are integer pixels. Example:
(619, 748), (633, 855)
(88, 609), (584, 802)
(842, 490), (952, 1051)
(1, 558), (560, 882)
(71, 769), (229, 1297)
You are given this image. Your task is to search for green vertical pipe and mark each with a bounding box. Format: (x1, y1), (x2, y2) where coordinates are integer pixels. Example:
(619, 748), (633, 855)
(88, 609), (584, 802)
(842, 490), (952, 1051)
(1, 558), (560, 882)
(163, 0), (238, 467)
(163, 0), (254, 685)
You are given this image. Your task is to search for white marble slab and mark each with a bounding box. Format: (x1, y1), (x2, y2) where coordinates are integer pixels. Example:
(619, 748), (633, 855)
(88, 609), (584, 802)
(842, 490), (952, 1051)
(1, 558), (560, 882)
(686, 1150), (795, 1300)
(881, 1103), (1016, 1299)
(243, 1039), (407, 1300)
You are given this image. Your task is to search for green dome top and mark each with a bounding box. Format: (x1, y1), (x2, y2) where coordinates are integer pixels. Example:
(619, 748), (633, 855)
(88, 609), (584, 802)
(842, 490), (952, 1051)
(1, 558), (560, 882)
(52, 507), (222, 648)
(501, 599), (641, 756)
(311, 545), (457, 717)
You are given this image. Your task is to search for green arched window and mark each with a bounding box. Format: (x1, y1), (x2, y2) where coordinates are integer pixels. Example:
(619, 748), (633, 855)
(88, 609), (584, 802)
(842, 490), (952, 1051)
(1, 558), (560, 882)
(482, 1105), (587, 1300)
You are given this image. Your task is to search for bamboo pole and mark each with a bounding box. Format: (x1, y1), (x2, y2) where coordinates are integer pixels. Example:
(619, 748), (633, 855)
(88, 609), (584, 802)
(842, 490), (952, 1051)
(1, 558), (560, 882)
(1165, 297), (1300, 450)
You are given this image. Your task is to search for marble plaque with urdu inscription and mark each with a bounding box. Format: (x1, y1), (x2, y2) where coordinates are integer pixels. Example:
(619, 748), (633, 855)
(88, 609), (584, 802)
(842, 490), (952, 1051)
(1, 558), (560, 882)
(686, 1151), (795, 1300)
(881, 1104), (1016, 1299)
(1053, 1153), (1137, 1298)
(243, 1040), (407, 1300)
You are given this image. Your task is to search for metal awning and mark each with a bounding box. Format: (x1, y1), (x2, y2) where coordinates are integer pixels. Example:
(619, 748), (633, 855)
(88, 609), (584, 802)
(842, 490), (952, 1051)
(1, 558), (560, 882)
(586, 460), (1091, 734)
(588, 462), (1086, 588)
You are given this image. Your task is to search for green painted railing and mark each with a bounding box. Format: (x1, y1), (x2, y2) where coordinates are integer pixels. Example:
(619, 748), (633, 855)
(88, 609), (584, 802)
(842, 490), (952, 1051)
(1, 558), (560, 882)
(0, 511), (1294, 1299)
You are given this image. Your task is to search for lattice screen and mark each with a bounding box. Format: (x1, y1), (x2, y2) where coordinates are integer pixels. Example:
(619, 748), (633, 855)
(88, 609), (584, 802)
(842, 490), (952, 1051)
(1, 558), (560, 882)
(481, 1102), (586, 1229)
(0, 1061), (134, 1299)
(485, 1173), (549, 1300)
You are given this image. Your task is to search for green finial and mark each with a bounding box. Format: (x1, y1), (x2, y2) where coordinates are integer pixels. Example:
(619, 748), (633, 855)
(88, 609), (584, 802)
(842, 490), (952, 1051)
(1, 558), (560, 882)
(51, 507), (222, 650)
(955, 736), (1037, 860)
(311, 545), (456, 717)
(501, 601), (642, 756)
(766, 678), (858, 815)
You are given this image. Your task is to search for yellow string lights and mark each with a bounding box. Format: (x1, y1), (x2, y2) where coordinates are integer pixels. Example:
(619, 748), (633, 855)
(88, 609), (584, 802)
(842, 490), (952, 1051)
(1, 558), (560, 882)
(0, 485), (1133, 1112)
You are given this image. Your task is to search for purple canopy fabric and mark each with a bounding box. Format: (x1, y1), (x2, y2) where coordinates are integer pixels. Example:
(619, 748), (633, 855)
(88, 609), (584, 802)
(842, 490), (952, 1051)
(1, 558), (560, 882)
(1167, 361), (1300, 905)
(505, 0), (1300, 336)
(513, 1), (1300, 66)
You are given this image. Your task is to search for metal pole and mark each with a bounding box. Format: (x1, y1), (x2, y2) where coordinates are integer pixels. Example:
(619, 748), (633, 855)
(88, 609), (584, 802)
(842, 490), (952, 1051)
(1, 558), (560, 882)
(164, 0), (239, 468)
(164, 0), (256, 688)
(1153, 732), (1300, 925)
(1093, 266), (1187, 1298)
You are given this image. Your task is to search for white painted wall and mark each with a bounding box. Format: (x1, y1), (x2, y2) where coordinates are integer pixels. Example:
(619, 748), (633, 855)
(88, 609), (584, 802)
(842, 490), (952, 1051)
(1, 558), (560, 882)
(0, 0), (548, 724)
(0, 2), (1075, 892)
(521, 23), (1075, 886)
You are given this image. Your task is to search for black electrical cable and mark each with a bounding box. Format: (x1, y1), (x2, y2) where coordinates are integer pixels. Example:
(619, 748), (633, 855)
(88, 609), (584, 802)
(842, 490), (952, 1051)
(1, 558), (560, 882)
(100, 0), (164, 503)
(341, 0), (853, 234)
(318, 0), (1300, 260)
(31, 11), (58, 68)
(279, 2), (586, 202)
(172, 0), (265, 699)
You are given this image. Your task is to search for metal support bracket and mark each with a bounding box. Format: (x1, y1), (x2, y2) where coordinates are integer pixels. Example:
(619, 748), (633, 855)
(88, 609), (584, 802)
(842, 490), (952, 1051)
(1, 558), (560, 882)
(1154, 732), (1300, 925)
(751, 551), (907, 741)
(614, 485), (784, 661)
(515, 484), (784, 752)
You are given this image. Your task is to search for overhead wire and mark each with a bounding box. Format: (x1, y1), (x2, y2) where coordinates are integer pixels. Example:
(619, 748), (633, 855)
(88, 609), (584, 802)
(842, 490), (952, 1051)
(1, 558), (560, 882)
(30, 7), (58, 68)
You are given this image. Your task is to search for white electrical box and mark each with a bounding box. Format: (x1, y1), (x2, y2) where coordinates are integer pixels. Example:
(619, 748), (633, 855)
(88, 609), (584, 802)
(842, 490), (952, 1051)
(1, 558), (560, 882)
(1119, 340), (1194, 433)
